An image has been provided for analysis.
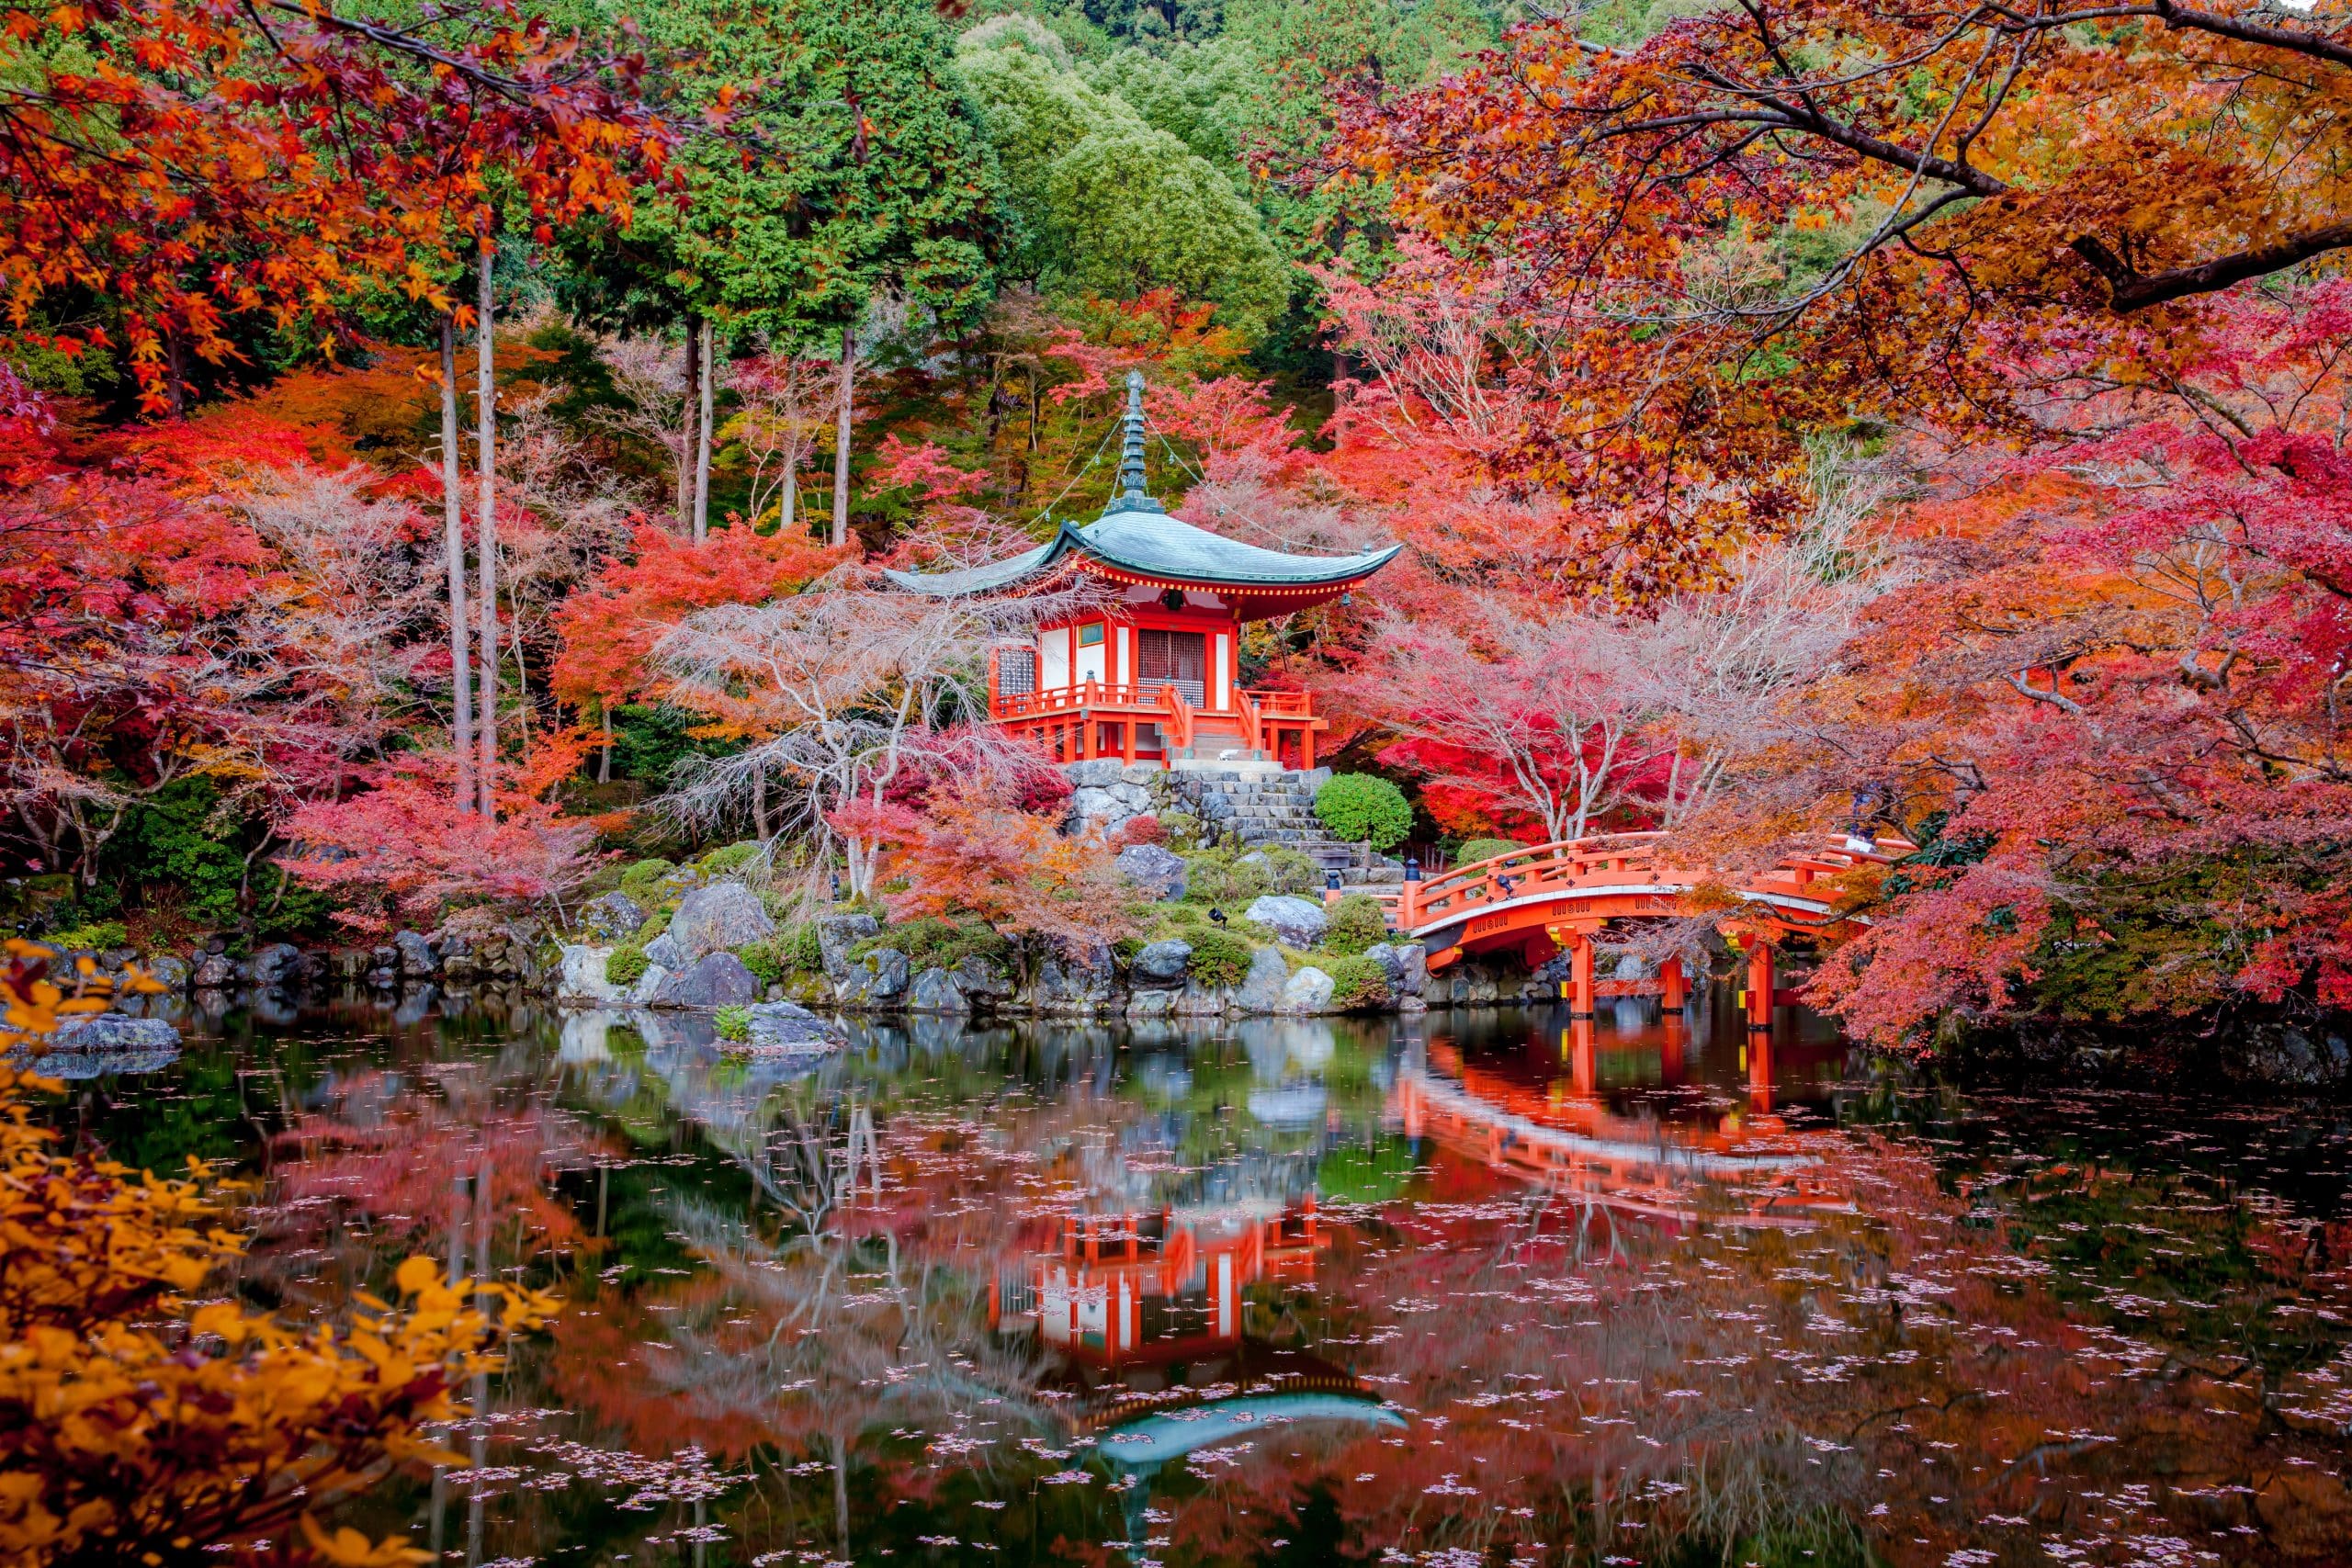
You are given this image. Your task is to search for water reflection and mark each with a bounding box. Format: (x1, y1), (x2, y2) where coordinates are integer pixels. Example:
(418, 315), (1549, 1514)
(70, 987), (2352, 1567)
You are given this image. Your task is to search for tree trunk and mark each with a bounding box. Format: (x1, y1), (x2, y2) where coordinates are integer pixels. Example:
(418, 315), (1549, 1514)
(752, 762), (771, 843)
(677, 319), (700, 530)
(599, 705), (613, 784)
(475, 242), (501, 819)
(831, 322), (854, 548)
(440, 315), (476, 813)
(780, 449), (799, 535)
(694, 316), (716, 544)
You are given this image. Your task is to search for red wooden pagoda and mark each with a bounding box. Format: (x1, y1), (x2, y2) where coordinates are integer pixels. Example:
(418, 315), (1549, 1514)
(885, 372), (1397, 770)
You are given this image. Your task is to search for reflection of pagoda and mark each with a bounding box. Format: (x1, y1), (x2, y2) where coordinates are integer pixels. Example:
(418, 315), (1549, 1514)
(992, 1201), (1325, 1372)
(991, 1197), (1403, 1556)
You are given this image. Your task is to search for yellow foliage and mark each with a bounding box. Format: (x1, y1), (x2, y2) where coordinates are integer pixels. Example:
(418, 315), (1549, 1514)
(0, 939), (553, 1566)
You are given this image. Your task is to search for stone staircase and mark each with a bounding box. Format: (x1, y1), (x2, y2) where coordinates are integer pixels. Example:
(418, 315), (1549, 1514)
(1174, 766), (1405, 887)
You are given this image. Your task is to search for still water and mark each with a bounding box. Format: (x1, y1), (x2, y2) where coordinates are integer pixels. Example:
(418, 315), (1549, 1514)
(80, 988), (2352, 1567)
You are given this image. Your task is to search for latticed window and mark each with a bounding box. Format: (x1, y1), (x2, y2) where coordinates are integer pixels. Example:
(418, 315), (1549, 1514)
(1137, 628), (1206, 706)
(997, 646), (1036, 696)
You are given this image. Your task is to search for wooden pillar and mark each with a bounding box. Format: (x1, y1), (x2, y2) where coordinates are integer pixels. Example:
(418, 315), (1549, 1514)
(1746, 940), (1773, 1032)
(1299, 725), (1315, 771)
(1569, 931), (1596, 1019)
(1080, 711), (1096, 761)
(1659, 954), (1686, 1015)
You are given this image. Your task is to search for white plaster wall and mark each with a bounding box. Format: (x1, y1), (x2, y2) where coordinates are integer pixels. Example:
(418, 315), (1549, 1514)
(1040, 629), (1070, 692)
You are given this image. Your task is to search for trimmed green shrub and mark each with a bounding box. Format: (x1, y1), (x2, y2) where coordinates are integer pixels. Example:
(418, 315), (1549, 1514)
(1321, 895), (1389, 957)
(619, 858), (675, 900)
(1324, 953), (1393, 1010)
(1454, 838), (1524, 869)
(606, 944), (650, 987)
(49, 919), (128, 952)
(1314, 774), (1412, 851)
(736, 941), (784, 985)
(1186, 929), (1256, 987)
(714, 1005), (752, 1043)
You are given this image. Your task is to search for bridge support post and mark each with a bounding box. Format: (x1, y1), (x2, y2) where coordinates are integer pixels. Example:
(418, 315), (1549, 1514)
(1659, 954), (1686, 1015)
(1569, 932), (1595, 1019)
(1568, 1017), (1596, 1097)
(1745, 941), (1773, 1032)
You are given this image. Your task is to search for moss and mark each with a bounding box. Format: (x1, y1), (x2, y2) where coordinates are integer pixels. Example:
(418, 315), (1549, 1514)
(630, 905), (675, 945)
(700, 840), (763, 874)
(736, 940), (783, 985)
(1181, 844), (1317, 908)
(1185, 929), (1255, 988)
(606, 945), (650, 987)
(784, 923), (824, 973)
(1323, 953), (1393, 1010)
(618, 858), (675, 900)
(714, 1005), (752, 1043)
(48, 919), (128, 953)
(1321, 894), (1389, 956)
(850, 917), (1010, 976)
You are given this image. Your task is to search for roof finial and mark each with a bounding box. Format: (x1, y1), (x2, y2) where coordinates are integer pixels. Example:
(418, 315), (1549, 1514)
(1118, 368), (1148, 498)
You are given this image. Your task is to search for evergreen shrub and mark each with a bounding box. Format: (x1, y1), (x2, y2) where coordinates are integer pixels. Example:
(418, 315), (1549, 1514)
(1314, 774), (1412, 851)
(1185, 930), (1255, 987)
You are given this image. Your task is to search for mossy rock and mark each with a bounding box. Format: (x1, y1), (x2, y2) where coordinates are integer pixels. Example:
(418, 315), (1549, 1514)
(1185, 929), (1255, 988)
(617, 858), (675, 900)
(701, 840), (764, 874)
(1323, 953), (1393, 1010)
(606, 944), (650, 987)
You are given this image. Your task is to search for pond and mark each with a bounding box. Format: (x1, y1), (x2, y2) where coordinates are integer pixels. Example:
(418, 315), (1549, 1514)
(74, 987), (2352, 1568)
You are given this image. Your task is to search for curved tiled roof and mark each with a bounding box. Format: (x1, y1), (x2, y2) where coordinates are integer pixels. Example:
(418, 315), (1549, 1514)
(883, 512), (1398, 597)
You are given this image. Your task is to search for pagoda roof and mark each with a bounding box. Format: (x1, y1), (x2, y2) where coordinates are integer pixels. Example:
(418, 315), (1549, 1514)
(884, 368), (1398, 601)
(882, 509), (1399, 598)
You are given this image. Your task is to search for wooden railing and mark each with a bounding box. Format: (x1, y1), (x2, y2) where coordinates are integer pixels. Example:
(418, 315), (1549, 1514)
(1338, 831), (1910, 936)
(988, 681), (1317, 727)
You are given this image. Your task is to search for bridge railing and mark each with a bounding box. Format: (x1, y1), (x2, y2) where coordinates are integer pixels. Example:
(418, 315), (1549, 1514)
(1355, 832), (1912, 939)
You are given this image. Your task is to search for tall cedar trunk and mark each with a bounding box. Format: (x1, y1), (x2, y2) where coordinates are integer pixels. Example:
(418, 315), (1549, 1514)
(831, 323), (854, 547)
(677, 319), (700, 529)
(599, 705), (613, 784)
(475, 243), (500, 818)
(440, 316), (476, 812)
(693, 316), (715, 544)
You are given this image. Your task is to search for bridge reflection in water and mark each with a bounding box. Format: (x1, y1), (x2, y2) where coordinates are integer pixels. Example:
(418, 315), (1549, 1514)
(1397, 988), (1857, 1234)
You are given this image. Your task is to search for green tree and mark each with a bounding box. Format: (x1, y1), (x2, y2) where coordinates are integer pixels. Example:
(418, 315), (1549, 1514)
(954, 19), (1287, 339)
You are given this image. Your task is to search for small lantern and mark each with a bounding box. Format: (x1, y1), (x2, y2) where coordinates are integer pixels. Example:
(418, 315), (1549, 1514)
(830, 872), (843, 902)
(1404, 857), (1421, 884)
(1325, 868), (1342, 891)
(1159, 587), (1187, 613)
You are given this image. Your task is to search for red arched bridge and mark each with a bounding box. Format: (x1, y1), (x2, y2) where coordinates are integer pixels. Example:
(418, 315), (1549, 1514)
(1334, 830), (1909, 1027)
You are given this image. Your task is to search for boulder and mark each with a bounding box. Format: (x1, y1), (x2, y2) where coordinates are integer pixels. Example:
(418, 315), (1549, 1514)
(191, 953), (235, 989)
(1130, 940), (1193, 987)
(1031, 941), (1115, 1013)
(818, 913), (881, 983)
(836, 947), (910, 1008)
(249, 942), (305, 987)
(393, 930), (439, 976)
(953, 953), (1014, 1002)
(743, 999), (844, 1055)
(1244, 895), (1329, 948)
(579, 890), (647, 943)
(1281, 966), (1335, 1013)
(50, 1013), (182, 1053)
(907, 966), (969, 1015)
(1363, 942), (1428, 998)
(558, 944), (627, 1005)
(662, 882), (775, 966)
(1126, 987), (1177, 1020)
(1231, 945), (1291, 1013)
(642, 931), (688, 970)
(1114, 843), (1188, 901)
(628, 964), (672, 1007)
(649, 951), (761, 1010)
(142, 954), (190, 992)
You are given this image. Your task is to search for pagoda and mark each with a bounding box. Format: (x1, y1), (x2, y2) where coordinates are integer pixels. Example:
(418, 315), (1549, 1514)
(885, 371), (1397, 770)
